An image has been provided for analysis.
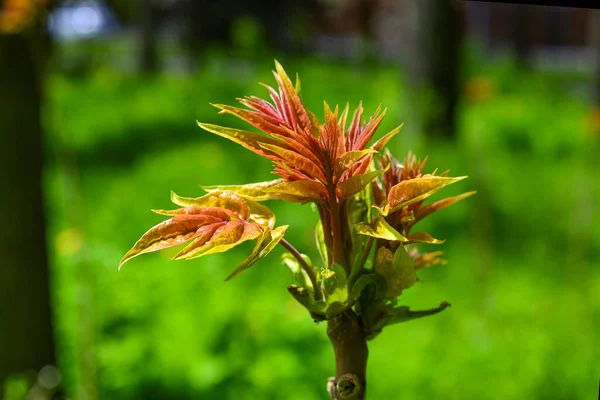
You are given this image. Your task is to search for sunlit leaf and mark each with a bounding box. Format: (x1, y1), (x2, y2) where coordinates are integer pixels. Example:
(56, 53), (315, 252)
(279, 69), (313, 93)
(406, 232), (445, 245)
(337, 149), (377, 172)
(355, 218), (407, 242)
(415, 191), (477, 223)
(370, 123), (404, 151)
(386, 175), (468, 214)
(201, 179), (286, 201)
(259, 143), (326, 183)
(225, 225), (288, 281)
(170, 190), (250, 220)
(264, 179), (327, 203)
(336, 169), (383, 200)
(197, 121), (281, 159)
(211, 103), (292, 137)
(294, 72), (301, 94)
(173, 220), (262, 260)
(273, 60), (312, 133)
(119, 208), (230, 268)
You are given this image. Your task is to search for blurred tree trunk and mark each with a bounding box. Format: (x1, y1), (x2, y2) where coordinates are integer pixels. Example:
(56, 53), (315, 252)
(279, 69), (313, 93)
(0, 32), (56, 386)
(592, 10), (600, 106)
(511, 4), (534, 69)
(404, 0), (465, 139)
(181, 0), (234, 54)
(139, 0), (159, 73)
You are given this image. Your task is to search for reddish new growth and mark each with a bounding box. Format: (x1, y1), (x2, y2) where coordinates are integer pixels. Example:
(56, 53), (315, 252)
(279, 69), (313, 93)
(121, 60), (474, 400)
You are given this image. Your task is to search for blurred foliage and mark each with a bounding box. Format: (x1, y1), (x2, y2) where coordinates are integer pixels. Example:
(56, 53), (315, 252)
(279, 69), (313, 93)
(43, 53), (599, 399)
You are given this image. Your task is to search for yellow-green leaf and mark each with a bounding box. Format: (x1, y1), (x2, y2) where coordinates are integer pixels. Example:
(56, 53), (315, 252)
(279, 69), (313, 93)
(197, 121), (281, 159)
(347, 273), (385, 305)
(315, 220), (329, 266)
(387, 175), (468, 214)
(247, 200), (276, 229)
(415, 191), (477, 223)
(393, 245), (417, 291)
(370, 123), (404, 151)
(336, 169), (383, 200)
(320, 263), (348, 306)
(294, 72), (301, 94)
(354, 218), (407, 242)
(264, 180), (326, 203)
(337, 149), (377, 172)
(201, 179), (286, 201)
(373, 246), (401, 300)
(170, 190), (251, 220)
(225, 225), (288, 281)
(406, 232), (445, 244)
(281, 252), (314, 291)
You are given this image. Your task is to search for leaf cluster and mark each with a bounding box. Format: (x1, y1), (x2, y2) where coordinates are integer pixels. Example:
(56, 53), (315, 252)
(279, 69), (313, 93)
(120, 61), (474, 337)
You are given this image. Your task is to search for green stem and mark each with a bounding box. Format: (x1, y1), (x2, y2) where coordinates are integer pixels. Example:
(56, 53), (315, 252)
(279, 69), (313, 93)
(279, 238), (321, 299)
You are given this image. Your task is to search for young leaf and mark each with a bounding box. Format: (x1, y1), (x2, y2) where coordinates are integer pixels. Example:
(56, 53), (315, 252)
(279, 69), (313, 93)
(119, 209), (230, 268)
(373, 244), (417, 302)
(337, 149), (377, 172)
(387, 175), (468, 214)
(336, 169), (383, 200)
(281, 251), (314, 290)
(386, 302), (451, 326)
(321, 263), (348, 305)
(170, 190), (251, 220)
(347, 273), (385, 306)
(414, 191), (477, 223)
(273, 59), (312, 133)
(373, 246), (400, 300)
(355, 217), (407, 242)
(225, 225), (288, 281)
(288, 285), (311, 309)
(259, 143), (326, 183)
(246, 200), (276, 229)
(173, 220), (262, 260)
(287, 285), (327, 318)
(264, 180), (327, 203)
(370, 123), (404, 151)
(197, 122), (281, 159)
(201, 179), (286, 201)
(406, 232), (445, 245)
(315, 220), (329, 266)
(393, 244), (417, 291)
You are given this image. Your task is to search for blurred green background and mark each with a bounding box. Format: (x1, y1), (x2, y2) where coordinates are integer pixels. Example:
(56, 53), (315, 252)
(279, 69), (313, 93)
(1, 1), (599, 399)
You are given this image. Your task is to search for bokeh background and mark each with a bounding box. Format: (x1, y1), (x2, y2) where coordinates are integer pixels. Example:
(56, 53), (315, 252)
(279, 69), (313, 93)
(1, 1), (599, 399)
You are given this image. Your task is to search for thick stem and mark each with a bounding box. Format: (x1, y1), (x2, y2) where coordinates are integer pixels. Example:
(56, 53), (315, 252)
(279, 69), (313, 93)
(327, 311), (368, 399)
